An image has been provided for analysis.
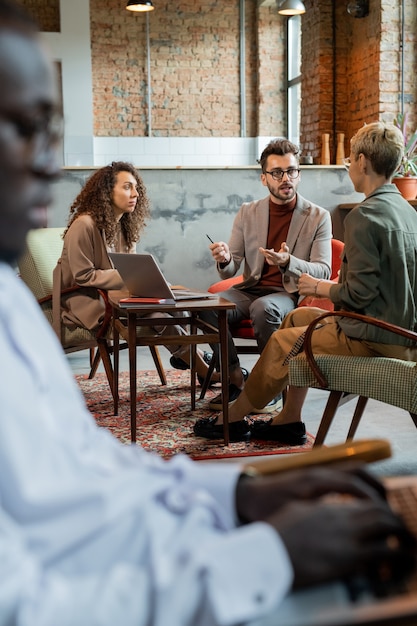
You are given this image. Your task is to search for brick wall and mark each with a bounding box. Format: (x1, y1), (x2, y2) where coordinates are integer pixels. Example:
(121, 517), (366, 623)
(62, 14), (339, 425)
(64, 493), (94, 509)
(19, 0), (417, 156)
(256, 3), (285, 137)
(301, 0), (334, 159)
(20, 0), (60, 32)
(301, 0), (416, 162)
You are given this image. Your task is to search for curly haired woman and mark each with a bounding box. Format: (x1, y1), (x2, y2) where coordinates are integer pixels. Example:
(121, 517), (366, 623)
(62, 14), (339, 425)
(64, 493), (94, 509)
(58, 161), (216, 379)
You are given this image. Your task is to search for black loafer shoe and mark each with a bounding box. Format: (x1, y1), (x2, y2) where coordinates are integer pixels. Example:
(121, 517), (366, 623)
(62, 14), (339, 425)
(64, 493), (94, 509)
(170, 355), (189, 370)
(170, 351), (213, 371)
(251, 421), (307, 445)
(193, 416), (251, 442)
(208, 368), (249, 410)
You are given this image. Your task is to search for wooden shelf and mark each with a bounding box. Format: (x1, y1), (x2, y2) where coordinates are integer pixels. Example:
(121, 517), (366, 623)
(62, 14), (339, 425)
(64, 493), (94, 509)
(338, 199), (417, 209)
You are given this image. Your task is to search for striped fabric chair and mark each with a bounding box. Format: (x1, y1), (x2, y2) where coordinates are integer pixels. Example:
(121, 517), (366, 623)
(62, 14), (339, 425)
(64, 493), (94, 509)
(288, 310), (417, 447)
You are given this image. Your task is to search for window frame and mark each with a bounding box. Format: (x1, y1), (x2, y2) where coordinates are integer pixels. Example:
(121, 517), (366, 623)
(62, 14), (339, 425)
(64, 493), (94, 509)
(286, 15), (302, 146)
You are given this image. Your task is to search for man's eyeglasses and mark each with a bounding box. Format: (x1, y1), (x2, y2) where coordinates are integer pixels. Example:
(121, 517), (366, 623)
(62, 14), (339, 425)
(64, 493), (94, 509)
(343, 157), (351, 171)
(264, 168), (300, 181)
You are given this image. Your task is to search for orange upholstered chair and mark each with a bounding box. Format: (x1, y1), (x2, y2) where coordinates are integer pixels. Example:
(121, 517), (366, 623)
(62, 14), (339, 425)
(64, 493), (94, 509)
(207, 238), (344, 354)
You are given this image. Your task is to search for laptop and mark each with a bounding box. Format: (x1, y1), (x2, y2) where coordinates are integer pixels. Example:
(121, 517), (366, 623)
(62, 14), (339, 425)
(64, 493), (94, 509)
(109, 252), (215, 302)
(245, 442), (417, 626)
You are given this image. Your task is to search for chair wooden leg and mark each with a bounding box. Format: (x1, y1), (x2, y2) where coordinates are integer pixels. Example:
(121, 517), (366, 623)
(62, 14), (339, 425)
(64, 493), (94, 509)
(97, 339), (115, 400)
(409, 412), (417, 429)
(150, 346), (167, 385)
(88, 349), (102, 379)
(199, 357), (216, 400)
(346, 396), (369, 440)
(313, 390), (345, 447)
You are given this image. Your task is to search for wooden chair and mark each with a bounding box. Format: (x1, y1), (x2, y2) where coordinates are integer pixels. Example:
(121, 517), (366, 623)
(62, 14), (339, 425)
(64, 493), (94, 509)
(288, 310), (417, 447)
(207, 238), (345, 354)
(18, 228), (166, 398)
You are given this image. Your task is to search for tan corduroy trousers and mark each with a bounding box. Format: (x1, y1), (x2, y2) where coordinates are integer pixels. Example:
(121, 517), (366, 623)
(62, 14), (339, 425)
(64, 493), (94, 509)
(244, 307), (417, 410)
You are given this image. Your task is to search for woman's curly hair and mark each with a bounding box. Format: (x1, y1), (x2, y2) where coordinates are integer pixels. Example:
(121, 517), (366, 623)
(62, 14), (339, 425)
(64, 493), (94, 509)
(63, 161), (150, 249)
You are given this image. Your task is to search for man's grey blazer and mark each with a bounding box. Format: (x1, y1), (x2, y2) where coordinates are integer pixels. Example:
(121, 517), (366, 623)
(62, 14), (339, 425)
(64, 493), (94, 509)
(217, 194), (332, 299)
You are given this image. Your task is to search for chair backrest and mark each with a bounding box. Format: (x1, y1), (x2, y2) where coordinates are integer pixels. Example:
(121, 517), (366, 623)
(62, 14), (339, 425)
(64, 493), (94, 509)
(330, 238), (344, 280)
(208, 274), (243, 293)
(18, 228), (65, 300)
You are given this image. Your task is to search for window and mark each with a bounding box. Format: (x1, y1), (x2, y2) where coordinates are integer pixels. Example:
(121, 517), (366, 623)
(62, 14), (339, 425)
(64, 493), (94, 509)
(286, 15), (302, 145)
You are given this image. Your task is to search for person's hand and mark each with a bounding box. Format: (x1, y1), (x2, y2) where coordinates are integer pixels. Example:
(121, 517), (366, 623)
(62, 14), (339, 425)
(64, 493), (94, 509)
(298, 272), (319, 296)
(236, 464), (387, 523)
(259, 242), (290, 267)
(209, 240), (231, 265)
(269, 498), (416, 589)
(236, 465), (416, 590)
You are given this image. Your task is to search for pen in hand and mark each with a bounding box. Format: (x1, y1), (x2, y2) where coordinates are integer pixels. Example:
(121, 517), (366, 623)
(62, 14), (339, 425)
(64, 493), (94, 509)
(206, 234), (214, 244)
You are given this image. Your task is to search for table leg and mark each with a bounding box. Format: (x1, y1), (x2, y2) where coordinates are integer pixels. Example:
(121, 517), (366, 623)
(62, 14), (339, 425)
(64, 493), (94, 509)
(113, 314), (120, 416)
(128, 312), (137, 443)
(218, 310), (229, 445)
(190, 315), (196, 410)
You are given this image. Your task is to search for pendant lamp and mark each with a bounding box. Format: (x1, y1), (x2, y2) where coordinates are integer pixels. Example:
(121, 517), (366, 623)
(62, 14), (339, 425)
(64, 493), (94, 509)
(277, 0), (306, 16)
(126, 0), (154, 12)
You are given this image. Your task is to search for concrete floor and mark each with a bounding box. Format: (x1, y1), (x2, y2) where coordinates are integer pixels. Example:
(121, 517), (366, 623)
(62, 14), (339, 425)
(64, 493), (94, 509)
(68, 344), (417, 478)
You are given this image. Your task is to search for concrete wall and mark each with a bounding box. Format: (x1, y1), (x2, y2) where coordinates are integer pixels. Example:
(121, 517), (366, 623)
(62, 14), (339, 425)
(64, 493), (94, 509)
(49, 166), (362, 290)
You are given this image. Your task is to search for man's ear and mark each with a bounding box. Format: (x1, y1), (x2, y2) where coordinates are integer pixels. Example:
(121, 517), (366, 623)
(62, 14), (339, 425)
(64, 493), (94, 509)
(260, 172), (268, 187)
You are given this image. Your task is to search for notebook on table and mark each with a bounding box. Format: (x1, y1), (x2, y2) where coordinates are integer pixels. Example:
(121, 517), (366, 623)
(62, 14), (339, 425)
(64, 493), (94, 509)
(109, 253), (215, 305)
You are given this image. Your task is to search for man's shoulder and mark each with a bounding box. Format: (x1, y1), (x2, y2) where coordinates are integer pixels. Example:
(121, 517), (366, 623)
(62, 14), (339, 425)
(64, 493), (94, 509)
(296, 194), (325, 211)
(239, 196), (269, 212)
(296, 194), (328, 218)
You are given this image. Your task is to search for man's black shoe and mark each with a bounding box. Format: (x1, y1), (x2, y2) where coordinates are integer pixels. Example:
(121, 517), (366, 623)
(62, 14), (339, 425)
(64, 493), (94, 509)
(193, 416), (251, 442)
(208, 368), (249, 410)
(170, 351), (213, 371)
(250, 420), (307, 445)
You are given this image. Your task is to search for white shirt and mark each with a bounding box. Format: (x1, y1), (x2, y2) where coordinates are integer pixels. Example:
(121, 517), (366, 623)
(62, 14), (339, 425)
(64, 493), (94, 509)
(0, 262), (293, 626)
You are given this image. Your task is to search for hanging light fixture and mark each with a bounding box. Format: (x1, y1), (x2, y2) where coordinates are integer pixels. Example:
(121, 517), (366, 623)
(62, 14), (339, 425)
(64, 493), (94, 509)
(277, 0), (306, 16)
(126, 0), (154, 12)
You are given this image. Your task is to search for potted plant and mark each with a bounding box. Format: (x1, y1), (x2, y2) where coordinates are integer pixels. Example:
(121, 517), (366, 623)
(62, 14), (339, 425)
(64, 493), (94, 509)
(392, 111), (417, 200)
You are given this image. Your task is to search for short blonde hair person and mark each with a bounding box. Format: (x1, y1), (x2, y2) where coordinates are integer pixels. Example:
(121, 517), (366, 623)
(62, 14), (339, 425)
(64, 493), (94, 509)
(350, 121), (404, 179)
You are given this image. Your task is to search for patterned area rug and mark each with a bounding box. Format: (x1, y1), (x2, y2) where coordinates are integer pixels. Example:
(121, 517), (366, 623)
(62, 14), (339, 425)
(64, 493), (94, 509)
(76, 370), (314, 461)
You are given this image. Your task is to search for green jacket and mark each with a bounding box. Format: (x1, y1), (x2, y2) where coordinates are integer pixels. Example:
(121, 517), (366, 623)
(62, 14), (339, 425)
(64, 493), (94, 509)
(330, 184), (417, 346)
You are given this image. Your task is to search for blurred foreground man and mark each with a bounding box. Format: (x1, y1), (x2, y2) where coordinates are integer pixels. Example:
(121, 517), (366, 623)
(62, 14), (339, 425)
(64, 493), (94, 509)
(0, 1), (414, 624)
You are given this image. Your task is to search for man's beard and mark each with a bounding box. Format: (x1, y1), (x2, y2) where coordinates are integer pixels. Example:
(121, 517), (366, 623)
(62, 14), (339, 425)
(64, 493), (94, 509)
(268, 184), (296, 202)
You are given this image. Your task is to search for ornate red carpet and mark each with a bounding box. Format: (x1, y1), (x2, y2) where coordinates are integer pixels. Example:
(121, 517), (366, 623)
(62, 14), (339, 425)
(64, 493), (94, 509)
(76, 370), (314, 461)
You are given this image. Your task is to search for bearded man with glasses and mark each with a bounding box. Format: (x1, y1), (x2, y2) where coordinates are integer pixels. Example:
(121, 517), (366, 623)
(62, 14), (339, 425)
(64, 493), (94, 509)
(195, 138), (332, 442)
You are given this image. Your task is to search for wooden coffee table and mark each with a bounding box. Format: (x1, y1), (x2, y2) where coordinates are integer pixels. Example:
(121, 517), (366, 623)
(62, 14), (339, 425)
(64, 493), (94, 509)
(108, 291), (236, 445)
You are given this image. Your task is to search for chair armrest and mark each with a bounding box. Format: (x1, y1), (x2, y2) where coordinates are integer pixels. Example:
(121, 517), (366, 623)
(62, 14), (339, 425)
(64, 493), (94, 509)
(208, 275), (243, 293)
(38, 284), (86, 305)
(51, 260), (112, 341)
(301, 310), (417, 388)
(95, 289), (112, 339)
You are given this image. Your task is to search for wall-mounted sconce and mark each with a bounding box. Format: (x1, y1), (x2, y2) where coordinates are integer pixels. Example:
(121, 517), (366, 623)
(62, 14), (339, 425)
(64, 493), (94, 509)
(277, 0), (306, 16)
(347, 0), (369, 18)
(126, 0), (154, 11)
